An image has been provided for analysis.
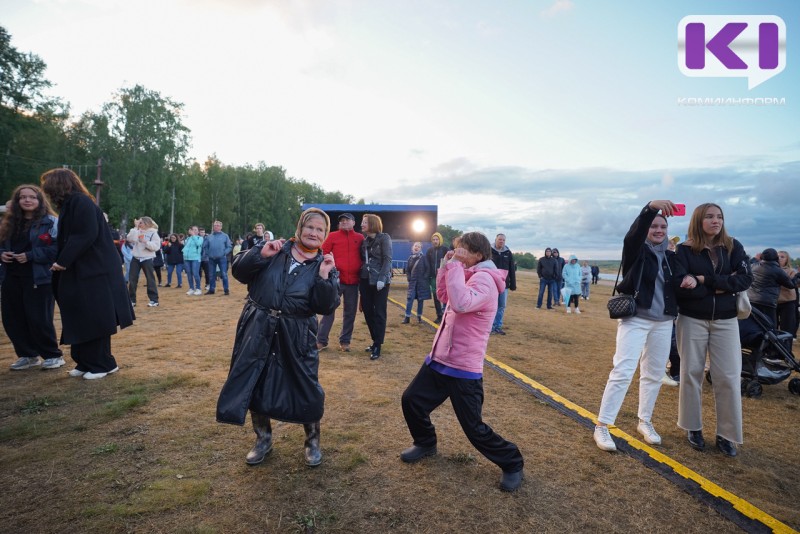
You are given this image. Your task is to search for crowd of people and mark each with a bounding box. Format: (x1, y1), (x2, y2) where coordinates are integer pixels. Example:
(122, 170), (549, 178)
(3, 178), (800, 491)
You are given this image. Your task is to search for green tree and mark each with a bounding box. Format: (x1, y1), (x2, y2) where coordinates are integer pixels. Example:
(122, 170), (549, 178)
(436, 224), (462, 248)
(514, 252), (537, 270)
(0, 26), (76, 197)
(74, 85), (191, 229)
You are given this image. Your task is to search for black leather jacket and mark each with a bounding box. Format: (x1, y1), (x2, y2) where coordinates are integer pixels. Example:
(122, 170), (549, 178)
(360, 232), (392, 286)
(747, 260), (796, 308)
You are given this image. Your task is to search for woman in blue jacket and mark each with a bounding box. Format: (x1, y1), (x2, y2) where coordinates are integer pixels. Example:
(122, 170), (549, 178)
(0, 184), (64, 370)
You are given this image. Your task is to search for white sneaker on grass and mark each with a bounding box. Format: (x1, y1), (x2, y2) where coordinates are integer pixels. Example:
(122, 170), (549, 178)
(661, 374), (679, 387)
(566, 308), (572, 314)
(186, 289), (195, 295)
(575, 308), (581, 314)
(41, 357), (66, 369)
(593, 425), (617, 451)
(83, 367), (119, 380)
(637, 420), (662, 445)
(193, 289), (202, 296)
(10, 356), (42, 370)
(147, 301), (159, 307)
(68, 369), (86, 377)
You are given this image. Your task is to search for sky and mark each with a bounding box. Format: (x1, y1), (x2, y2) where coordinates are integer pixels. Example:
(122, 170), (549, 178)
(2, 0), (799, 258)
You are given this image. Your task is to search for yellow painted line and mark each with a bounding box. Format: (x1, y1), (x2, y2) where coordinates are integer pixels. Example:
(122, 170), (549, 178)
(386, 298), (797, 533)
(486, 357), (798, 533)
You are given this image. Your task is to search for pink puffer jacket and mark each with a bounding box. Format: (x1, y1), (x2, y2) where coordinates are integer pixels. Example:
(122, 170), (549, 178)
(430, 259), (507, 374)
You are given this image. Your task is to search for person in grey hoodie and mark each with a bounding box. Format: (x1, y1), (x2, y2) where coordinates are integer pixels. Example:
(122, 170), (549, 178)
(203, 220), (233, 295)
(593, 201), (681, 453)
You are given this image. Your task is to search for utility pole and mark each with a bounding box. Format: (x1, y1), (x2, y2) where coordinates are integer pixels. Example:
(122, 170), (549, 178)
(93, 158), (104, 206)
(170, 180), (176, 235)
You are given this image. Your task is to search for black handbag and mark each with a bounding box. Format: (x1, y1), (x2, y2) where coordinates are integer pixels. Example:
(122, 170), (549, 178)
(607, 253), (644, 319)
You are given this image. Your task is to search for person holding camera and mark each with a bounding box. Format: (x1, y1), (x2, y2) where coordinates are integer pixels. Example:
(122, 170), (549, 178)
(593, 200), (681, 452)
(126, 216), (161, 307)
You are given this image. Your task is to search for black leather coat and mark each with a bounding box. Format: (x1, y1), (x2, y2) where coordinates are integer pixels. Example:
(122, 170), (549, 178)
(216, 241), (339, 425)
(747, 260), (795, 308)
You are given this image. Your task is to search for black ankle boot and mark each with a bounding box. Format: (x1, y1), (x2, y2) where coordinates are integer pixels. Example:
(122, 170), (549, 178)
(246, 412), (273, 465)
(365, 344), (375, 352)
(402, 317), (410, 324)
(370, 344), (381, 360)
(303, 422), (322, 467)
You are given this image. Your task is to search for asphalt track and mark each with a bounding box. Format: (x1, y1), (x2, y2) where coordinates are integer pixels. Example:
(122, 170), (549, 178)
(388, 296), (798, 534)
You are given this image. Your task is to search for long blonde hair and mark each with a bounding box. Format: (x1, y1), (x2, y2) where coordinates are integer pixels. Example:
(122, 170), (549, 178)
(686, 203), (733, 255)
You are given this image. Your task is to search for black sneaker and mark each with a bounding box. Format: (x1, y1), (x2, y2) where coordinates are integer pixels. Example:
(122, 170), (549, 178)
(494, 328), (506, 336)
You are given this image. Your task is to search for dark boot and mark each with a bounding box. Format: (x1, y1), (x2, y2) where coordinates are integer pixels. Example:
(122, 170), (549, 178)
(417, 316), (423, 324)
(303, 422), (322, 467)
(246, 412), (273, 465)
(370, 344), (382, 360)
(402, 316), (410, 324)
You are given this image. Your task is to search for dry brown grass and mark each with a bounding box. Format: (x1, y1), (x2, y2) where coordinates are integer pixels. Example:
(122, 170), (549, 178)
(1, 270), (798, 533)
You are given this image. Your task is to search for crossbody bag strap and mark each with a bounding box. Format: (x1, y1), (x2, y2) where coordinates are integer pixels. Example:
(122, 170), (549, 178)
(612, 248), (645, 297)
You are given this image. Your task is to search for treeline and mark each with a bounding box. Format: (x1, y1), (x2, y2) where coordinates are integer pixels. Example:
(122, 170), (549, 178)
(0, 27), (358, 238)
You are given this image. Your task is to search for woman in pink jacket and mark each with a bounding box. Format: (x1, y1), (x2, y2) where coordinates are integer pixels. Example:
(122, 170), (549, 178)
(400, 231), (524, 492)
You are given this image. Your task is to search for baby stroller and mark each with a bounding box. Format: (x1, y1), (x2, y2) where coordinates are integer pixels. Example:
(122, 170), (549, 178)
(736, 307), (800, 398)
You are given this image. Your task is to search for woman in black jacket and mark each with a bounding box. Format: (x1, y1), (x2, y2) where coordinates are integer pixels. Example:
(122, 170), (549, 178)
(674, 203), (752, 457)
(0, 184), (64, 371)
(593, 201), (681, 452)
(216, 208), (339, 467)
(162, 233), (184, 288)
(41, 168), (134, 380)
(360, 213), (393, 360)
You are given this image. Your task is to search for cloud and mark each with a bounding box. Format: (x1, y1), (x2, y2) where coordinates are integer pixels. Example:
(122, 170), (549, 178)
(371, 158), (800, 259)
(540, 0), (575, 18)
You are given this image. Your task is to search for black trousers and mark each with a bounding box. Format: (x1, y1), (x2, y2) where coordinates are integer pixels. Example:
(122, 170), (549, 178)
(359, 279), (389, 346)
(200, 260), (210, 286)
(777, 300), (799, 338)
(1, 276), (62, 360)
(128, 259), (159, 304)
(71, 336), (117, 373)
(402, 363), (524, 473)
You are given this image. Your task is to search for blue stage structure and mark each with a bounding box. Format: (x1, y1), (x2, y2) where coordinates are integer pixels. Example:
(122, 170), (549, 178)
(300, 204), (438, 270)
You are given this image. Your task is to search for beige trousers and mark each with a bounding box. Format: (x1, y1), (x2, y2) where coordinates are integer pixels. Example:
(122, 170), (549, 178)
(676, 315), (743, 444)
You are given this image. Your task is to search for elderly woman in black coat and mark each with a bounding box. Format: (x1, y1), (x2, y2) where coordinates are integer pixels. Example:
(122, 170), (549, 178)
(40, 168), (134, 380)
(216, 208), (339, 467)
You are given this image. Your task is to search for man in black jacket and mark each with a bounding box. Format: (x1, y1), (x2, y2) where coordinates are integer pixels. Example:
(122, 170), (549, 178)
(537, 247), (559, 309)
(491, 234), (516, 335)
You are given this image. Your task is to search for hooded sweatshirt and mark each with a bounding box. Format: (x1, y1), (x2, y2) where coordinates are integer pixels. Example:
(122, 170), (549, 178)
(428, 258), (507, 377)
(636, 239), (673, 322)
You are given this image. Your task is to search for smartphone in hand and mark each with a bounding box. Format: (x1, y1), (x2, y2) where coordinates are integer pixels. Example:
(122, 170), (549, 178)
(674, 204), (686, 216)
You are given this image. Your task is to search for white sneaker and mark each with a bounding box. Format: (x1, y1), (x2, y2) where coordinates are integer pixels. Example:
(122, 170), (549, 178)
(10, 356), (42, 370)
(147, 301), (159, 307)
(637, 420), (662, 445)
(194, 289), (202, 296)
(661, 374), (679, 387)
(68, 368), (86, 377)
(594, 425), (617, 451)
(186, 289), (195, 295)
(575, 308), (581, 314)
(42, 357), (66, 369)
(566, 308), (572, 314)
(83, 367), (119, 380)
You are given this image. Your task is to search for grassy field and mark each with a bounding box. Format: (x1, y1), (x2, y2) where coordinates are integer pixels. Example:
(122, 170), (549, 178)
(1, 271), (798, 533)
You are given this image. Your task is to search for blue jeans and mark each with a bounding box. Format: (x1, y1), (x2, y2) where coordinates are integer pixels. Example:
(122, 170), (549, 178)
(184, 260), (200, 290)
(537, 278), (557, 308)
(208, 256), (229, 292)
(167, 263), (184, 287)
(492, 288), (508, 330)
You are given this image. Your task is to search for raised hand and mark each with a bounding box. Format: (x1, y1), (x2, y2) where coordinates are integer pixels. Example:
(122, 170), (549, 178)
(260, 239), (285, 258)
(319, 253), (335, 279)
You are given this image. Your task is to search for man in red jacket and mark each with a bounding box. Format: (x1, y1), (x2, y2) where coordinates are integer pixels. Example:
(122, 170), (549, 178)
(317, 213), (364, 351)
